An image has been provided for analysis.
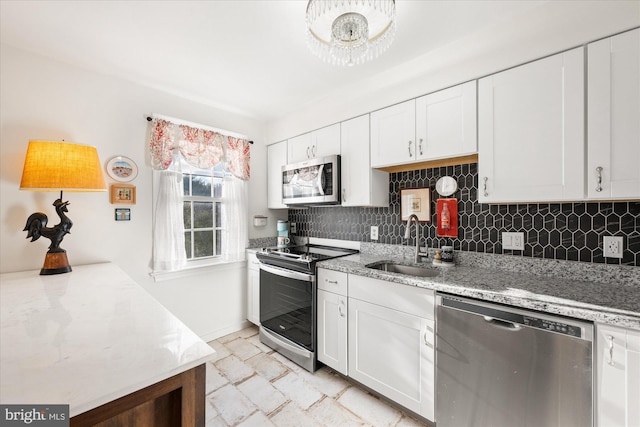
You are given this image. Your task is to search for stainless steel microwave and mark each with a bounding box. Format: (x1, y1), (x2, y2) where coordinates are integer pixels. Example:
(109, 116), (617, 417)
(282, 155), (340, 206)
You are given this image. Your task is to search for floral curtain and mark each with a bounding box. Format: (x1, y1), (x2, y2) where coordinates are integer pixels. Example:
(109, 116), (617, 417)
(179, 125), (225, 169)
(227, 136), (251, 180)
(149, 119), (175, 170)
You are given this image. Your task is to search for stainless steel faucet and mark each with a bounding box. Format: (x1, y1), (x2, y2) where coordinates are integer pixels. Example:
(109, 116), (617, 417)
(404, 214), (428, 263)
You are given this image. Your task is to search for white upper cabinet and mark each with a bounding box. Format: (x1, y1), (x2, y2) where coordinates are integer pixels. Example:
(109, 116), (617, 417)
(370, 99), (416, 168)
(288, 124), (341, 163)
(415, 81), (477, 161)
(341, 114), (389, 207)
(587, 28), (640, 200)
(267, 140), (288, 209)
(287, 132), (312, 164)
(478, 47), (585, 203)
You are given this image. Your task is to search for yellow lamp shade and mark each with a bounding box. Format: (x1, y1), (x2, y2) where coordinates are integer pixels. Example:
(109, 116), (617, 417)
(20, 140), (106, 192)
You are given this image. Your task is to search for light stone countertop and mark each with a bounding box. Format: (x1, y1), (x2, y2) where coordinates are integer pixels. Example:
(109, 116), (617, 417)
(318, 249), (640, 331)
(0, 262), (216, 417)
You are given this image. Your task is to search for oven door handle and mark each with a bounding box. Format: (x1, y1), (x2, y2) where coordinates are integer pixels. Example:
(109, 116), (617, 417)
(259, 263), (315, 282)
(260, 327), (312, 359)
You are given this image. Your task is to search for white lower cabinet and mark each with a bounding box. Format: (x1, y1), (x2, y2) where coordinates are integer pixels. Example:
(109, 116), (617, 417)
(317, 268), (349, 375)
(596, 323), (640, 427)
(347, 274), (435, 422)
(317, 289), (347, 375)
(246, 250), (260, 325)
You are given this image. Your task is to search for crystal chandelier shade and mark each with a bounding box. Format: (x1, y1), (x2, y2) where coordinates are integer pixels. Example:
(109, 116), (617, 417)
(306, 0), (396, 66)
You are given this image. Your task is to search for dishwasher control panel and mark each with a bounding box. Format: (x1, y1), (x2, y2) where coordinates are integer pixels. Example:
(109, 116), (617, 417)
(522, 316), (583, 338)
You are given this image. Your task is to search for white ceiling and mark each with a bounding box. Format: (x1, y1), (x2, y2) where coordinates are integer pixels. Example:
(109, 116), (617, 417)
(1, 1), (638, 123)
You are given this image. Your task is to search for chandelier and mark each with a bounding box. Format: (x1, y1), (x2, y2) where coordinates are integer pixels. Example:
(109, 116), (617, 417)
(306, 0), (396, 67)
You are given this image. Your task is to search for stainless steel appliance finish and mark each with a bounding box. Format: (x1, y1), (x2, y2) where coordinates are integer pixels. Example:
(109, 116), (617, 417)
(282, 154), (340, 206)
(436, 294), (593, 427)
(257, 244), (358, 372)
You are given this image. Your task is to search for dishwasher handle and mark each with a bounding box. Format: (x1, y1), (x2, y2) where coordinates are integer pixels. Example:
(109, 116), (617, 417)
(483, 316), (522, 331)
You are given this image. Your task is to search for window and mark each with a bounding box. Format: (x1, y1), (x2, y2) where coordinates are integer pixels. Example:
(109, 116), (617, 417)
(180, 161), (225, 260)
(148, 116), (250, 275)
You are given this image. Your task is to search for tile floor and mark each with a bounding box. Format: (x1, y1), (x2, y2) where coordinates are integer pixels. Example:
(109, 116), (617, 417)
(205, 325), (430, 427)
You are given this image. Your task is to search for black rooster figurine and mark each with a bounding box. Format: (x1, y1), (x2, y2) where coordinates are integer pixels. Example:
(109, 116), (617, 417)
(24, 198), (73, 275)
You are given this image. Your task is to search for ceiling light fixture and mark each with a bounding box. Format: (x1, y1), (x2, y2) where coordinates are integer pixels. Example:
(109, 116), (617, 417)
(306, 0), (396, 67)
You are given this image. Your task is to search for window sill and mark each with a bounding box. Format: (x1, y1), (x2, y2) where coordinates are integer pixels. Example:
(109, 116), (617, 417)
(150, 258), (246, 283)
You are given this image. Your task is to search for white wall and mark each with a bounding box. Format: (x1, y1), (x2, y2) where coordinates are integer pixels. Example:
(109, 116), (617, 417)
(266, 1), (640, 143)
(0, 45), (280, 341)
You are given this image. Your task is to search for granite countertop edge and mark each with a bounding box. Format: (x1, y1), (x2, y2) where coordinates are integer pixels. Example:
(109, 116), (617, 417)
(317, 253), (640, 331)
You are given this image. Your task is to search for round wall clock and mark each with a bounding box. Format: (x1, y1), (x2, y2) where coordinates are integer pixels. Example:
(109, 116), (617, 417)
(435, 176), (458, 196)
(106, 156), (138, 182)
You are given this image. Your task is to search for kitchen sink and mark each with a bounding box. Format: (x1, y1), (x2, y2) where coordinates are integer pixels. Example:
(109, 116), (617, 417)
(366, 262), (440, 278)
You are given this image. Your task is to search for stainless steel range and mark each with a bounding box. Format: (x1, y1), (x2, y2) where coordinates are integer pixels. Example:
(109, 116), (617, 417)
(256, 244), (358, 372)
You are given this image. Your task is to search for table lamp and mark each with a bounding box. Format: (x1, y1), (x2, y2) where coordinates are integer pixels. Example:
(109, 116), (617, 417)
(20, 140), (107, 275)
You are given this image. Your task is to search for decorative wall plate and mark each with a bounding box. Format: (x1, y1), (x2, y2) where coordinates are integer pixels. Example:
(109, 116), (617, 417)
(106, 156), (138, 182)
(435, 176), (458, 197)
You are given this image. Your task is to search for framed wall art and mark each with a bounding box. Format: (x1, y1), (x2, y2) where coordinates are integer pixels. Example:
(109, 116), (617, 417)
(106, 155), (138, 182)
(400, 187), (431, 222)
(110, 184), (136, 205)
(115, 208), (131, 221)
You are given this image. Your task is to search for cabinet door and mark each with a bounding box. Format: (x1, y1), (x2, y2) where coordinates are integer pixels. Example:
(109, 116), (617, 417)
(596, 324), (640, 427)
(478, 47), (584, 203)
(588, 28), (640, 199)
(246, 251), (260, 325)
(341, 114), (389, 207)
(416, 81), (477, 161)
(370, 99), (416, 168)
(313, 123), (341, 159)
(348, 298), (434, 421)
(287, 132), (313, 163)
(317, 289), (347, 375)
(267, 141), (288, 209)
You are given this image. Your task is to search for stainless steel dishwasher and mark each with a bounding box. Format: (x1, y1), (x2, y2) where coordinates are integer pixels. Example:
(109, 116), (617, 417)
(436, 294), (593, 427)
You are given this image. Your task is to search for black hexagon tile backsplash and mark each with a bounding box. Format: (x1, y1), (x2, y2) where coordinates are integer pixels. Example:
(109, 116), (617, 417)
(288, 163), (640, 266)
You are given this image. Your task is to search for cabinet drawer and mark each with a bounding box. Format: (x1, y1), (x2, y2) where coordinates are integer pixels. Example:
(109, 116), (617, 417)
(318, 268), (348, 295)
(349, 274), (434, 319)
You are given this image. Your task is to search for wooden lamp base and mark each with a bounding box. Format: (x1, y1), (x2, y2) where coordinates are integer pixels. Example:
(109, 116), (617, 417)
(41, 250), (72, 275)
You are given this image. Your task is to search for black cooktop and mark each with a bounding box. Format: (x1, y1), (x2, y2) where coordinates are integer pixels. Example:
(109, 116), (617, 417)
(256, 244), (358, 273)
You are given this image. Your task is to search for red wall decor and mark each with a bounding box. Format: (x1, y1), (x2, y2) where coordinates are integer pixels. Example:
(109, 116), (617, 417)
(436, 198), (458, 237)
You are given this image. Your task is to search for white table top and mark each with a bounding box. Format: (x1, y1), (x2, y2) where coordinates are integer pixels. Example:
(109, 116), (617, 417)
(0, 262), (215, 417)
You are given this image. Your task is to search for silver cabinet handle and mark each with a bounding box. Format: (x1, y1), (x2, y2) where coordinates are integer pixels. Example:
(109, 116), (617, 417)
(596, 167), (603, 192)
(408, 141), (413, 158)
(338, 300), (345, 317)
(306, 146), (311, 159)
(418, 138), (423, 156)
(607, 335), (615, 365)
(483, 177), (488, 197)
(325, 279), (338, 284)
(342, 188), (346, 203)
(312, 145), (316, 157)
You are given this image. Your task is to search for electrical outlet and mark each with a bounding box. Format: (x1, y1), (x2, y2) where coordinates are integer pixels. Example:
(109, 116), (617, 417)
(603, 236), (623, 259)
(502, 232), (524, 250)
(290, 223), (296, 234)
(370, 225), (379, 240)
